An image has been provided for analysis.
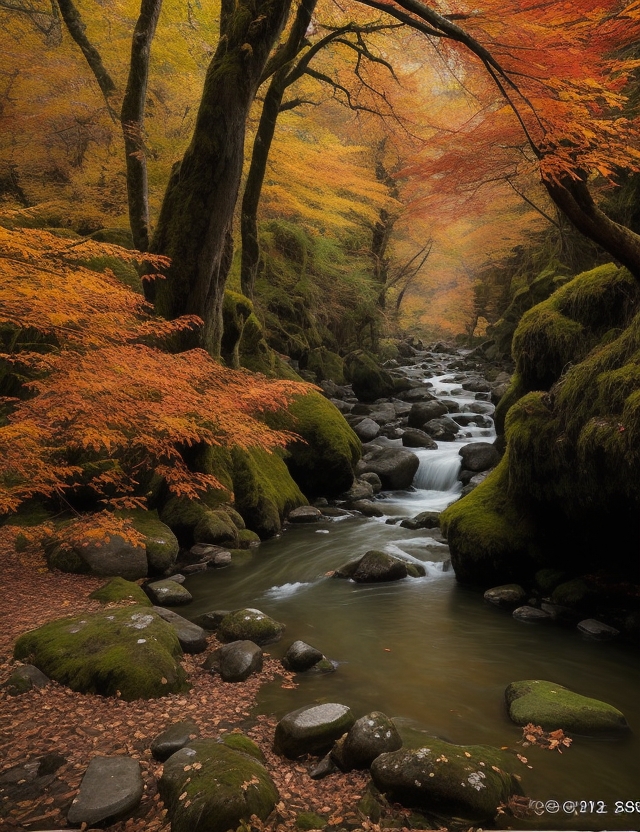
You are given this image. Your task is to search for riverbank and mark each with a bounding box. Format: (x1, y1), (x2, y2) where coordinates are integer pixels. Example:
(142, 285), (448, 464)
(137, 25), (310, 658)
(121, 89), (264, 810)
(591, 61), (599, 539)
(0, 530), (413, 832)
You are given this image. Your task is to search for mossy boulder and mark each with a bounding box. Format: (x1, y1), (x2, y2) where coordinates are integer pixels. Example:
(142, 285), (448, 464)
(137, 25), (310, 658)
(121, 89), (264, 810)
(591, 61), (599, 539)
(370, 739), (522, 822)
(45, 532), (148, 580)
(193, 509), (239, 548)
(89, 577), (152, 607)
(345, 350), (409, 402)
(221, 290), (255, 369)
(158, 739), (278, 832)
(505, 680), (629, 734)
(117, 510), (179, 574)
(217, 608), (285, 645)
(13, 605), (188, 700)
(221, 733), (265, 761)
(158, 494), (232, 547)
(304, 347), (345, 384)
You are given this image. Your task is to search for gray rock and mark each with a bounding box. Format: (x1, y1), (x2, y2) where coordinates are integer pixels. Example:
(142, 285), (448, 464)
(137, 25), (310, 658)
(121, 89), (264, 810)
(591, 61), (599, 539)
(336, 550), (408, 583)
(577, 619), (621, 639)
(282, 640), (324, 672)
(407, 400), (448, 427)
(539, 602), (580, 624)
(347, 500), (384, 517)
(150, 720), (200, 761)
(287, 506), (322, 523)
(462, 379), (491, 393)
(2, 664), (50, 696)
(218, 608), (285, 645)
(484, 584), (527, 609)
(274, 703), (355, 758)
(76, 534), (148, 580)
(153, 607), (207, 654)
(401, 428), (438, 449)
(358, 444), (420, 490)
(461, 470), (490, 495)
(395, 387), (435, 403)
(423, 416), (460, 441)
(467, 401), (495, 415)
(359, 472), (383, 493)
(67, 756), (143, 826)
(399, 511), (440, 530)
(459, 442), (500, 472)
(353, 417), (380, 442)
(205, 640), (263, 682)
(336, 711), (402, 770)
(341, 480), (375, 501)
(371, 740), (521, 821)
(513, 605), (552, 623)
(146, 579), (193, 606)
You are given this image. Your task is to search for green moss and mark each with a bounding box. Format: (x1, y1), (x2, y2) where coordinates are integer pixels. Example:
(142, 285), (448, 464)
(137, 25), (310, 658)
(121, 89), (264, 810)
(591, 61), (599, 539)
(89, 227), (135, 248)
(46, 543), (89, 574)
(89, 577), (152, 607)
(217, 608), (284, 645)
(440, 458), (540, 585)
(237, 528), (261, 548)
(78, 255), (143, 294)
(344, 350), (398, 402)
(116, 509), (179, 572)
(263, 390), (361, 498)
(295, 812), (327, 830)
(221, 290), (254, 369)
(221, 733), (265, 761)
(14, 605), (188, 700)
(304, 347), (345, 384)
(505, 680), (629, 734)
(159, 739), (278, 832)
(193, 509), (239, 547)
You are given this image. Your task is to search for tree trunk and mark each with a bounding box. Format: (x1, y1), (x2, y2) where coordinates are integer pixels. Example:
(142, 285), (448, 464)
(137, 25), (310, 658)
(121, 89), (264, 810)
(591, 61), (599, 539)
(545, 174), (640, 280)
(149, 0), (293, 355)
(240, 0), (317, 299)
(121, 0), (163, 253)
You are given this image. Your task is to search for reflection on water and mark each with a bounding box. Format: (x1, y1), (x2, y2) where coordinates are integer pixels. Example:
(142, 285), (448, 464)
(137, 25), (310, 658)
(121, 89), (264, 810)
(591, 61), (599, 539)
(184, 515), (640, 830)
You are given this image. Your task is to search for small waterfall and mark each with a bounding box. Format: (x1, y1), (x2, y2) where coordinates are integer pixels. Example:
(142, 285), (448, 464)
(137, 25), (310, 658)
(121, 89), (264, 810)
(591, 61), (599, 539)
(413, 448), (462, 491)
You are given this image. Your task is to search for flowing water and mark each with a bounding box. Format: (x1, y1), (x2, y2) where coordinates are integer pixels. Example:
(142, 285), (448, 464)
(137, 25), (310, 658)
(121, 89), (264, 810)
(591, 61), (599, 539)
(184, 359), (640, 829)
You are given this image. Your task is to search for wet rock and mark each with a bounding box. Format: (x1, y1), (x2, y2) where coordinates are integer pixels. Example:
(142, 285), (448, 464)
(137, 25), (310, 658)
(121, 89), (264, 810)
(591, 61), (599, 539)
(483, 584), (527, 609)
(358, 444), (420, 490)
(67, 756), (143, 826)
(2, 664), (50, 696)
(341, 480), (375, 501)
(159, 739), (278, 832)
(218, 608), (285, 645)
(282, 640), (324, 672)
(274, 703), (355, 758)
(145, 579), (193, 606)
(353, 417), (381, 442)
(539, 602), (580, 624)
(577, 619), (621, 640)
(459, 442), (500, 473)
(204, 640), (263, 682)
(401, 428), (438, 449)
(336, 550), (408, 583)
(150, 720), (200, 762)
(407, 400), (448, 427)
(192, 609), (231, 630)
(395, 387), (436, 403)
(348, 500), (384, 517)
(336, 711), (402, 770)
(359, 471), (383, 493)
(423, 417), (460, 441)
(287, 506), (322, 523)
(400, 510), (440, 530)
(505, 679), (629, 734)
(153, 607), (207, 654)
(370, 740), (521, 821)
(513, 605), (552, 623)
(462, 379), (491, 393)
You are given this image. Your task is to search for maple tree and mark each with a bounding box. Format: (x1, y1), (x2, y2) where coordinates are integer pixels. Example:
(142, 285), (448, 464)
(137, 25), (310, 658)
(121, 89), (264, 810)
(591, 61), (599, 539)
(0, 225), (306, 527)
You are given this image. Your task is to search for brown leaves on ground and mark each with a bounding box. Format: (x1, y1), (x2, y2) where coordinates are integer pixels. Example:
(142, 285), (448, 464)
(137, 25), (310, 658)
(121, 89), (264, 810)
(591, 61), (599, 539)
(0, 530), (417, 832)
(520, 723), (572, 752)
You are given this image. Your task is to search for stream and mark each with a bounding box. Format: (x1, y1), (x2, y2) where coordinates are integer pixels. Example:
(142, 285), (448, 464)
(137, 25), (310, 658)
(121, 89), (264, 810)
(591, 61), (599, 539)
(184, 355), (640, 829)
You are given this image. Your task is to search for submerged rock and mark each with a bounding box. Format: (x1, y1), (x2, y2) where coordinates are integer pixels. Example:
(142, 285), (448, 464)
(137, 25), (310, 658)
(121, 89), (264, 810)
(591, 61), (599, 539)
(505, 679), (629, 734)
(335, 550), (409, 583)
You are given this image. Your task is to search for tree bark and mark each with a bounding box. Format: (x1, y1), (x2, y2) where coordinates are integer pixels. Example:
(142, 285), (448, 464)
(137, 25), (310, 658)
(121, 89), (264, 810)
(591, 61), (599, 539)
(121, 0), (163, 252)
(56, 0), (116, 103)
(544, 174), (640, 280)
(149, 0), (293, 355)
(240, 0), (316, 299)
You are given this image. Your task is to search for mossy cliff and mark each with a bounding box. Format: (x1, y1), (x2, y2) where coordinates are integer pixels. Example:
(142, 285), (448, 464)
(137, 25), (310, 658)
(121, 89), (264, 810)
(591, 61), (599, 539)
(442, 264), (640, 586)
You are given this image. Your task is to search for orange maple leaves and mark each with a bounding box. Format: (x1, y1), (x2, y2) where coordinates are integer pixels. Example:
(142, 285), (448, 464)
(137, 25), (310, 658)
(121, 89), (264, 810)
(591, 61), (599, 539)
(0, 227), (306, 516)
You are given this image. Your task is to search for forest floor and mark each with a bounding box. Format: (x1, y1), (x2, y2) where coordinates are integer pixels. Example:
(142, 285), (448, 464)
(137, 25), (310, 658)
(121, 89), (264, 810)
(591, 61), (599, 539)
(0, 529), (430, 832)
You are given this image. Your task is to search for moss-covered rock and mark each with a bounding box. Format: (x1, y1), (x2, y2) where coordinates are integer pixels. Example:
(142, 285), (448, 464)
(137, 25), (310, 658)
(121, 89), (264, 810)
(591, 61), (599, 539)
(263, 390), (361, 498)
(221, 733), (265, 761)
(14, 605), (188, 700)
(158, 739), (278, 832)
(295, 812), (327, 830)
(370, 739), (522, 822)
(217, 608), (284, 645)
(345, 350), (409, 402)
(116, 509), (179, 573)
(304, 347), (345, 384)
(89, 577), (152, 607)
(158, 493), (231, 547)
(505, 680), (629, 734)
(193, 509), (239, 547)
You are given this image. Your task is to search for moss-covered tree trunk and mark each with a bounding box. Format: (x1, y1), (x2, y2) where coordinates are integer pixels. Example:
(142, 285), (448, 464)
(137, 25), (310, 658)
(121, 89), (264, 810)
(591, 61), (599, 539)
(148, 0), (293, 355)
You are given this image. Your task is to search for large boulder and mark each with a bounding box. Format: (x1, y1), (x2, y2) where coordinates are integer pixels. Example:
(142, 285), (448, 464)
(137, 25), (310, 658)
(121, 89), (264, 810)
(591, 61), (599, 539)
(13, 605), (188, 700)
(274, 703), (355, 758)
(423, 416), (460, 441)
(401, 428), (437, 449)
(408, 400), (448, 427)
(459, 442), (500, 473)
(371, 739), (522, 822)
(505, 680), (629, 734)
(46, 533), (147, 580)
(159, 739), (278, 832)
(67, 756), (143, 826)
(345, 350), (409, 402)
(89, 577), (152, 607)
(217, 608), (285, 645)
(358, 444), (419, 490)
(118, 509), (179, 573)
